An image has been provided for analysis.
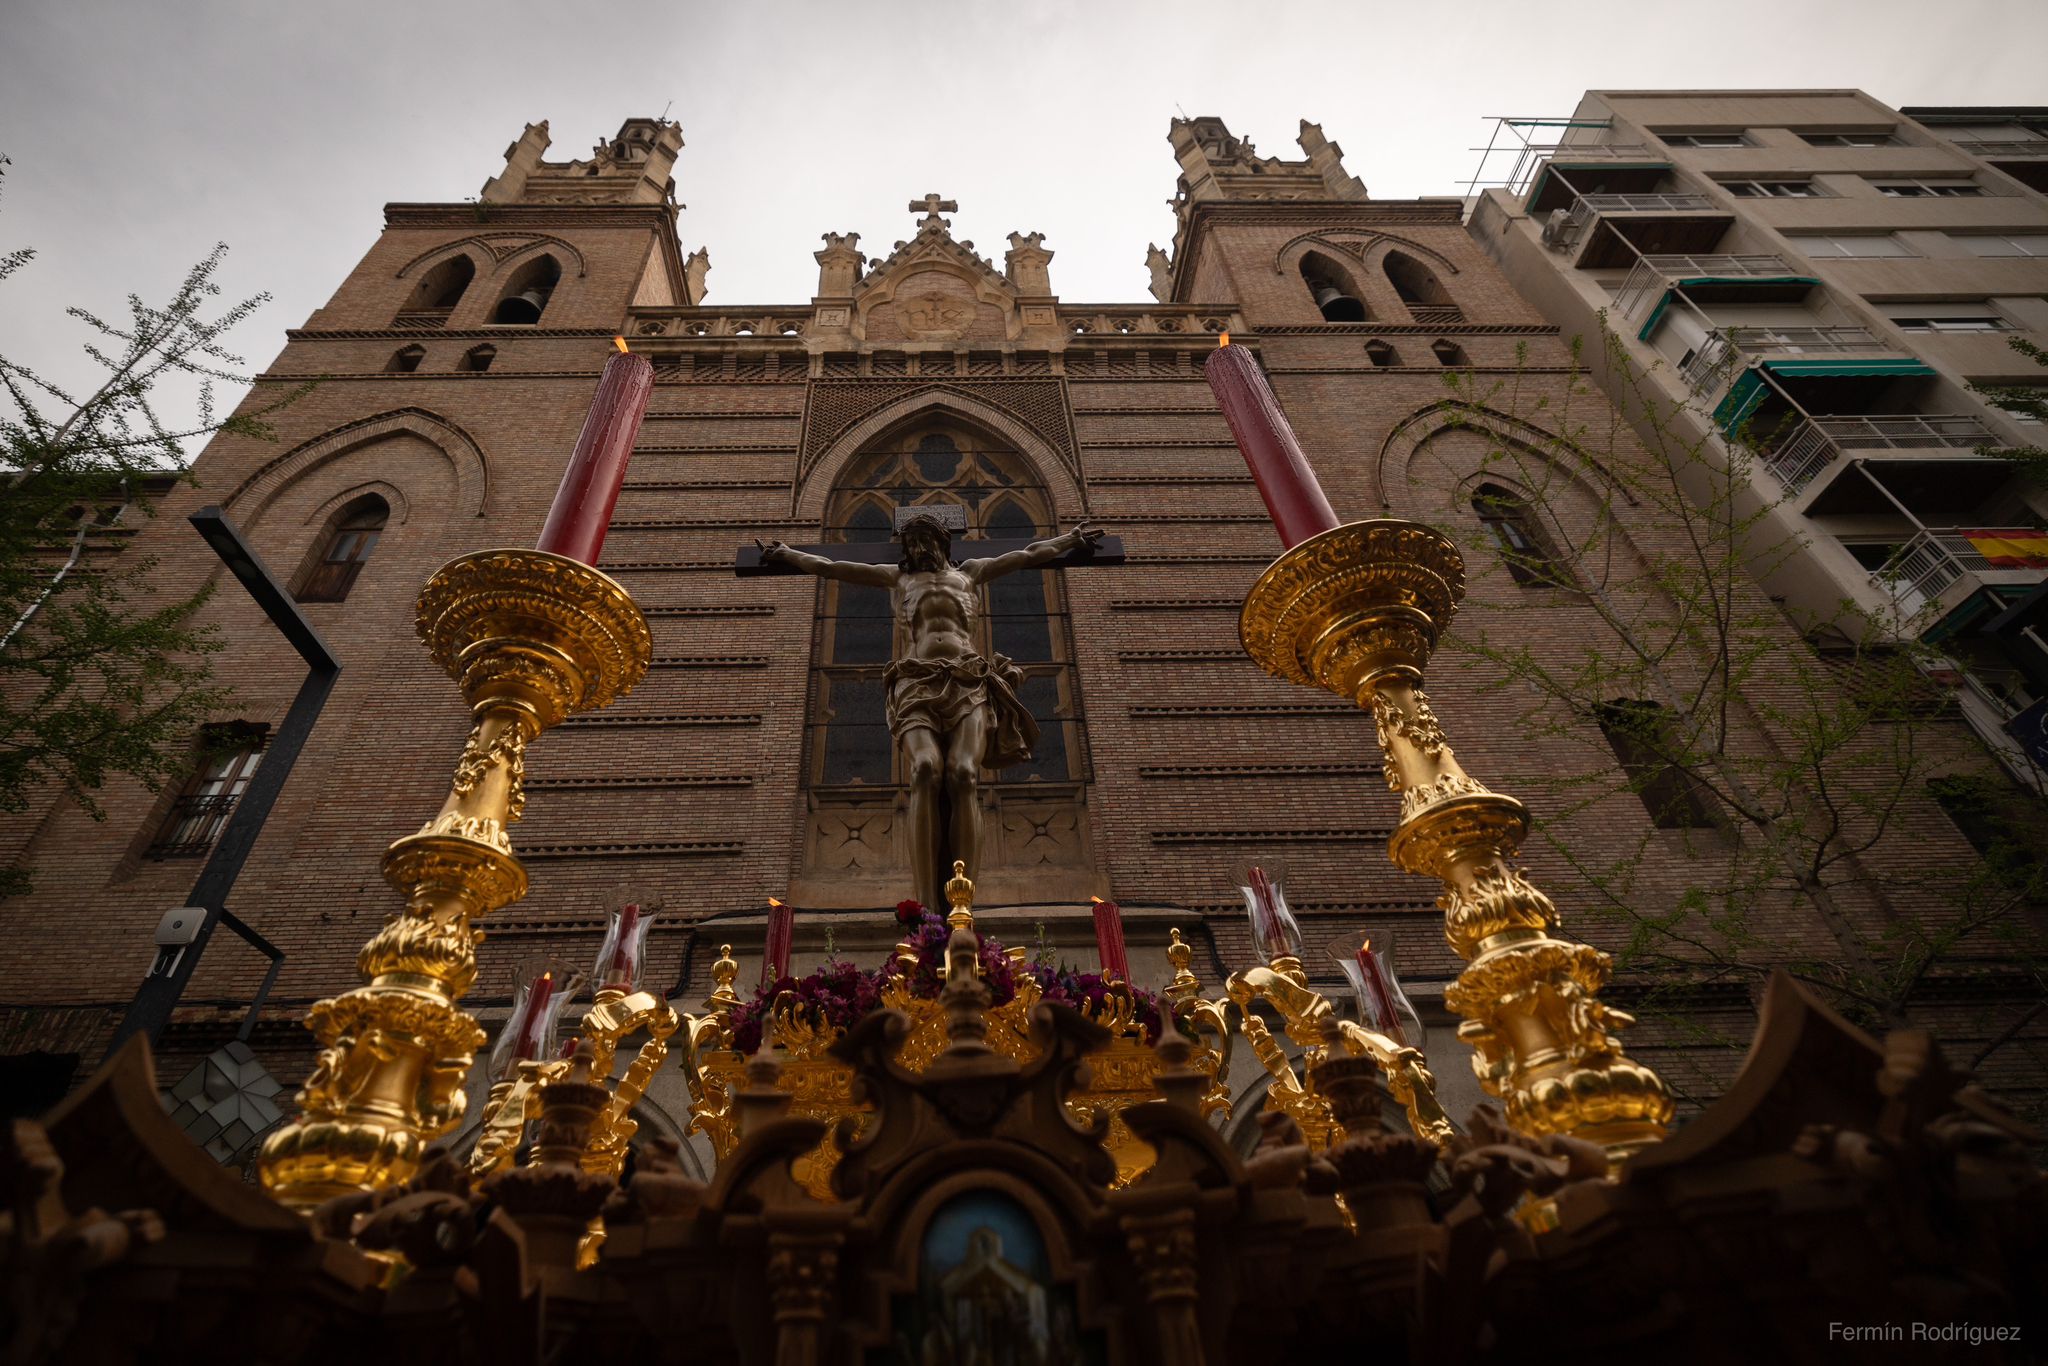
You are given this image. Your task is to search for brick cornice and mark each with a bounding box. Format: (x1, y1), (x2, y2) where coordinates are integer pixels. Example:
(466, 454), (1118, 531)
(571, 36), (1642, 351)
(383, 202), (676, 230)
(285, 327), (617, 341)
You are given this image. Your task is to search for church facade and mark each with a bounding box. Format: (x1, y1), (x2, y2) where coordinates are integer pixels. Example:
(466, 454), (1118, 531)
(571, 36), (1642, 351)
(2, 115), (2037, 1158)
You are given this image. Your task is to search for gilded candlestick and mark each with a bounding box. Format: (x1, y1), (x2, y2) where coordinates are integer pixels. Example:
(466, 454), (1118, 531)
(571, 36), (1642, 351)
(256, 549), (651, 1207)
(1241, 520), (1672, 1161)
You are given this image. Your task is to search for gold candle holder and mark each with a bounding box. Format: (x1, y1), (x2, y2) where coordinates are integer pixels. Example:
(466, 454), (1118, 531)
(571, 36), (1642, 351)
(257, 550), (651, 1208)
(1241, 521), (1672, 1160)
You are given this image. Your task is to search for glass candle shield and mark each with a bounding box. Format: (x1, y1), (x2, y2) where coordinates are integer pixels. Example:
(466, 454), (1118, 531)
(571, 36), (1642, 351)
(593, 902), (655, 993)
(488, 960), (585, 1082)
(1236, 860), (1304, 962)
(1331, 933), (1426, 1050)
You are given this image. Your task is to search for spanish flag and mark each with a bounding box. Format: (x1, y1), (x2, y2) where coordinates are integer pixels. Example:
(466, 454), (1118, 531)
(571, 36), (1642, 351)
(1961, 529), (2048, 568)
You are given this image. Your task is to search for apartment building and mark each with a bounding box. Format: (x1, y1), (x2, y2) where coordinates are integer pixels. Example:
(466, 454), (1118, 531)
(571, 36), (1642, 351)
(1469, 92), (2048, 789)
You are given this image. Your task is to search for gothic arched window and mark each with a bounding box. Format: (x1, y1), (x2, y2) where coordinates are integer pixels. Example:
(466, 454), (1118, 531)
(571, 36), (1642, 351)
(1384, 251), (1456, 321)
(1471, 483), (1559, 588)
(296, 495), (388, 603)
(1299, 251), (1368, 322)
(807, 427), (1084, 791)
(493, 254), (561, 325)
(401, 254), (474, 319)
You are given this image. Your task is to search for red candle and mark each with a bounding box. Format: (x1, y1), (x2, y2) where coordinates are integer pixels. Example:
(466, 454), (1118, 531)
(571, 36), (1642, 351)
(1204, 339), (1340, 549)
(535, 344), (655, 565)
(603, 903), (641, 989)
(763, 898), (794, 985)
(513, 971), (556, 1061)
(1248, 865), (1279, 953)
(1355, 940), (1405, 1046)
(1091, 896), (1129, 983)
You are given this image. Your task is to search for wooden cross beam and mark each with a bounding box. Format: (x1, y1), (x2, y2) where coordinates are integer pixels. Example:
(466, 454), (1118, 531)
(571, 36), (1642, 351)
(733, 534), (1125, 577)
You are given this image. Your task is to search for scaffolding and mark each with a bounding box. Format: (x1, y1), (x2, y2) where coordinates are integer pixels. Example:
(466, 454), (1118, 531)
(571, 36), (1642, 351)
(1462, 116), (1654, 197)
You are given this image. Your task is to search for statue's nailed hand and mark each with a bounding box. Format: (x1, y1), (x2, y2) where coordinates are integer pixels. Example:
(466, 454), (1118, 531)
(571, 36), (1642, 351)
(1066, 522), (1105, 552)
(755, 538), (791, 563)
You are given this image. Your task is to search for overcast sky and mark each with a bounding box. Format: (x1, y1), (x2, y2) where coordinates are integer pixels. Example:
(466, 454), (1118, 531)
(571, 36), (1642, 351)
(4, 0), (2044, 442)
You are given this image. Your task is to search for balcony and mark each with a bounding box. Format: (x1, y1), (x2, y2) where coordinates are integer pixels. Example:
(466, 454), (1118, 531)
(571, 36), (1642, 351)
(1871, 528), (2048, 625)
(1614, 254), (1812, 322)
(1949, 138), (2048, 158)
(1763, 414), (1996, 494)
(147, 793), (239, 858)
(1548, 192), (1732, 269)
(1681, 326), (1889, 394)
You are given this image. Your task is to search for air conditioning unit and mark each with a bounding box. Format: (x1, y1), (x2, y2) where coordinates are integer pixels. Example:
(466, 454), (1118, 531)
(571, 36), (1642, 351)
(1539, 208), (1572, 249)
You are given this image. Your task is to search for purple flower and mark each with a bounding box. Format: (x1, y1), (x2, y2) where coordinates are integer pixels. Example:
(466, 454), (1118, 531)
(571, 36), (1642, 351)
(715, 919), (1162, 1052)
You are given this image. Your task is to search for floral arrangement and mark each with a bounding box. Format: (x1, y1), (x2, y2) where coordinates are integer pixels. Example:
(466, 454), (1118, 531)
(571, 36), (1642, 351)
(726, 908), (1163, 1054)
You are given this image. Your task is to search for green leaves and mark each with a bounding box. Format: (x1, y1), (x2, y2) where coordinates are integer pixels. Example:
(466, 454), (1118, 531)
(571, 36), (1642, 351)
(0, 200), (309, 892)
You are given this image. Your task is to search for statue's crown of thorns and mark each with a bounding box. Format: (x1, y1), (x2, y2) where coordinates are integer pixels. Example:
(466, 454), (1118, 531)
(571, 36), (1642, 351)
(893, 506), (966, 540)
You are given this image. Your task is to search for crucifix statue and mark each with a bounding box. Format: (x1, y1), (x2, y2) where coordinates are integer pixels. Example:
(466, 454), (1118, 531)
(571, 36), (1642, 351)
(747, 508), (1118, 910)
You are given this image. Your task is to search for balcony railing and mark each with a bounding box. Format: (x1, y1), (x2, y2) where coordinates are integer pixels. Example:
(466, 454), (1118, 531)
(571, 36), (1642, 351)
(1871, 528), (2042, 620)
(1614, 254), (1795, 319)
(1764, 414), (1997, 493)
(1543, 141), (1657, 161)
(1949, 138), (2048, 158)
(1552, 193), (1725, 253)
(1680, 326), (1888, 394)
(1578, 192), (1720, 213)
(147, 793), (240, 858)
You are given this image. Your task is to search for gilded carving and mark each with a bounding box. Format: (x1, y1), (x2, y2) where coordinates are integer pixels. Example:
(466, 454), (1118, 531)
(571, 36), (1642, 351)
(448, 723), (528, 822)
(1439, 866), (1558, 958)
(1239, 518), (1673, 1161)
(256, 550), (651, 1208)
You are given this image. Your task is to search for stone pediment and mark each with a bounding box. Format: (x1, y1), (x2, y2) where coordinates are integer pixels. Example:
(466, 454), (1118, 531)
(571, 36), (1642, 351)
(854, 222), (1016, 345)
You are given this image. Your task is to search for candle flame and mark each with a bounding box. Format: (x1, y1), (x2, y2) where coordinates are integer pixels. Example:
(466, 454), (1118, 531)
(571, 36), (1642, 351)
(1361, 937), (1374, 954)
(1218, 331), (1230, 347)
(1089, 895), (1106, 906)
(767, 897), (785, 909)
(612, 335), (630, 353)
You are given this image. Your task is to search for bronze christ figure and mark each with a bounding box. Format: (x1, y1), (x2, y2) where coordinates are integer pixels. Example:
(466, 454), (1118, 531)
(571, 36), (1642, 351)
(760, 512), (1100, 910)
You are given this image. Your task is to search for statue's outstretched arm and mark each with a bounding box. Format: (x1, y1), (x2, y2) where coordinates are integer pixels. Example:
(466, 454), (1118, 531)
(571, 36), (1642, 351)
(963, 522), (1102, 583)
(756, 540), (896, 587)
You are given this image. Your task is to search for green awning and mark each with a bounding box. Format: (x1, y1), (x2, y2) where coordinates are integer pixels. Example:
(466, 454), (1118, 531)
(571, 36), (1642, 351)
(1711, 356), (1938, 432)
(1636, 279), (1821, 340)
(1758, 358), (1935, 379)
(1714, 369), (1770, 432)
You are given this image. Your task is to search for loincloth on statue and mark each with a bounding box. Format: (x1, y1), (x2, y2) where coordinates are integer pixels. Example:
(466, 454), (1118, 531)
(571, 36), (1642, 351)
(883, 652), (1040, 769)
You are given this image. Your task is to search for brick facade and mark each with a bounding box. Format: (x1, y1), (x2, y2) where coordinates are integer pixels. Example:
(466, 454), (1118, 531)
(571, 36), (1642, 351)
(4, 115), (2037, 1145)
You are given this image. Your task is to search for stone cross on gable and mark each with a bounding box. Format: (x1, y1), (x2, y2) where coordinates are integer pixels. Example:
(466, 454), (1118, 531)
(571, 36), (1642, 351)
(910, 193), (958, 229)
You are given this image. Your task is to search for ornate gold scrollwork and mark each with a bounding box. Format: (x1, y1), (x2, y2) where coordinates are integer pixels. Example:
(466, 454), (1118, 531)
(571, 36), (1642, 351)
(257, 550), (651, 1209)
(1241, 520), (1673, 1162)
(1227, 958), (1454, 1151)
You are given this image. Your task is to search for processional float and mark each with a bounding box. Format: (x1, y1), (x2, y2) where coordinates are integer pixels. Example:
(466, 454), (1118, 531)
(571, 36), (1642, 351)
(254, 334), (1672, 1256)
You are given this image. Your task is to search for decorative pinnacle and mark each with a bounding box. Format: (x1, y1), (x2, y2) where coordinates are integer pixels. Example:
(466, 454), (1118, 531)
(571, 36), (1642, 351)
(945, 859), (975, 930)
(1166, 928), (1201, 1003)
(707, 944), (741, 1014)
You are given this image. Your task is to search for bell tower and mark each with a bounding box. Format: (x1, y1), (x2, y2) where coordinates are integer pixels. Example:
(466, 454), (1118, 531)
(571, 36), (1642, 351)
(300, 117), (701, 339)
(480, 117), (684, 208)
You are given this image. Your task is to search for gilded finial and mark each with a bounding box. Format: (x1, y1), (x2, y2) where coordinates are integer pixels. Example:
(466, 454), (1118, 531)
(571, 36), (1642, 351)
(945, 858), (975, 930)
(1166, 927), (1200, 1004)
(707, 943), (741, 1014)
